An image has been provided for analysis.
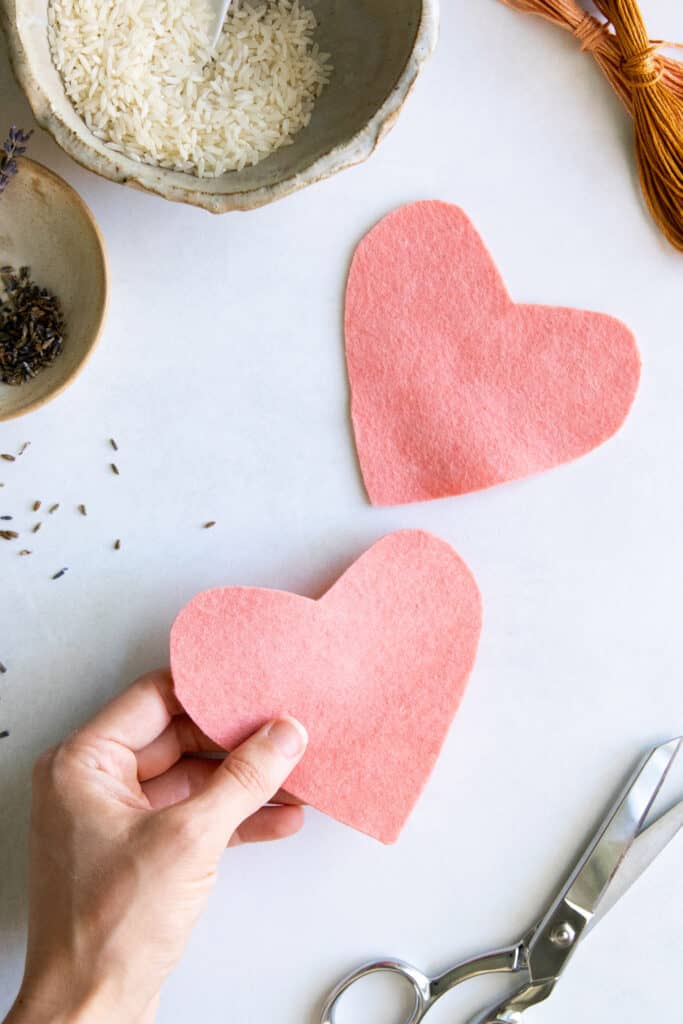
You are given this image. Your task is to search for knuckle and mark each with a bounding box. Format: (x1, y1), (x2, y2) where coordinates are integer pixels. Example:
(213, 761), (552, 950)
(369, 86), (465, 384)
(163, 809), (206, 850)
(224, 755), (269, 801)
(46, 741), (78, 789)
(41, 738), (96, 793)
(32, 746), (56, 784)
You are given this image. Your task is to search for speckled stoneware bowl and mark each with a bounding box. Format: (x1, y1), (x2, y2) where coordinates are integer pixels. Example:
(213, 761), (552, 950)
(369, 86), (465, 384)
(0, 158), (108, 422)
(1, 0), (439, 212)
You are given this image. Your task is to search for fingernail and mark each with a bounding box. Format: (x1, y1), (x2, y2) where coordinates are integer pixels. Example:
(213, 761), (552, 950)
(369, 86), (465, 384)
(266, 718), (308, 758)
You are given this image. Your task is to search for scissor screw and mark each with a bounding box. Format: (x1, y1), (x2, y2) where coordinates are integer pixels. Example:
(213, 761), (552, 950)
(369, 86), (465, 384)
(550, 923), (576, 949)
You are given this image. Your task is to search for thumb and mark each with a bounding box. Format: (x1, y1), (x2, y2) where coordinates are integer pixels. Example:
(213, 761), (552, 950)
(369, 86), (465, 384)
(182, 717), (308, 847)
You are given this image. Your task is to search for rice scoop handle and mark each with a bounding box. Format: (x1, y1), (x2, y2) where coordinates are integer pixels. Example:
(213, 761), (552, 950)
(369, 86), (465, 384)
(170, 530), (482, 843)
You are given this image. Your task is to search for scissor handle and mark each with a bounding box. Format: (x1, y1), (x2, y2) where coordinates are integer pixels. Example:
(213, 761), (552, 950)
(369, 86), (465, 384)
(320, 946), (526, 1024)
(319, 958), (432, 1024)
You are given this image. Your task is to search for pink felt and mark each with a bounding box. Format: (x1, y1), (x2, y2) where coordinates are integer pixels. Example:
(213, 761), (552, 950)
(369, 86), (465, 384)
(171, 530), (482, 844)
(345, 201), (641, 506)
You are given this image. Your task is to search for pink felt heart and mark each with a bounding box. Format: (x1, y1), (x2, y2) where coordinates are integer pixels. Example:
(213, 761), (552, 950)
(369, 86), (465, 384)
(171, 530), (482, 844)
(345, 201), (641, 506)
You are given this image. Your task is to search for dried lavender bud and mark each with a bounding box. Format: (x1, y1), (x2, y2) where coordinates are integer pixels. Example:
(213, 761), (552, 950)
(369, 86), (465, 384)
(203, 521), (216, 529)
(0, 125), (33, 195)
(78, 504), (87, 516)
(110, 463), (120, 475)
(113, 538), (121, 550)
(18, 549), (31, 556)
(0, 530), (18, 540)
(0, 730), (9, 740)
(32, 522), (41, 533)
(0, 515), (12, 520)
(110, 438), (118, 451)
(48, 503), (60, 514)
(17, 441), (30, 455)
(0, 661), (6, 673)
(1, 454), (15, 462)
(0, 266), (65, 385)
(51, 567), (68, 580)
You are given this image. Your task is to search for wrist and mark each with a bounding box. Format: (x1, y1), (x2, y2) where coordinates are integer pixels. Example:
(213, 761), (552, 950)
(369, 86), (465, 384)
(7, 993), (97, 1024)
(7, 979), (111, 1024)
(6, 964), (153, 1024)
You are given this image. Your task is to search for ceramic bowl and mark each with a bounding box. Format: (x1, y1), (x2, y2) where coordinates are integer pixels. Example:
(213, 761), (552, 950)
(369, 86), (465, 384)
(0, 158), (108, 422)
(1, 0), (439, 213)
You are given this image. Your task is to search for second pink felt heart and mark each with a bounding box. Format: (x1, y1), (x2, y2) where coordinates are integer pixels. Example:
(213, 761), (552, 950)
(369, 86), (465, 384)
(345, 201), (641, 506)
(171, 530), (482, 844)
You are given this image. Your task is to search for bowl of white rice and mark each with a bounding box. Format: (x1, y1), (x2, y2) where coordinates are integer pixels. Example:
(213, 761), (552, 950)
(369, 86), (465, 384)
(1, 0), (439, 211)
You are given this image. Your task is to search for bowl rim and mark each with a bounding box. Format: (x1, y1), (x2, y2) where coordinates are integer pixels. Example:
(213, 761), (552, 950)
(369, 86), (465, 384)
(0, 156), (110, 423)
(1, 0), (440, 212)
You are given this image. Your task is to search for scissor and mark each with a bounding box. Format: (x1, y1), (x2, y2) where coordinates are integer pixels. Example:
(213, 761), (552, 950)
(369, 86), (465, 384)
(321, 737), (683, 1024)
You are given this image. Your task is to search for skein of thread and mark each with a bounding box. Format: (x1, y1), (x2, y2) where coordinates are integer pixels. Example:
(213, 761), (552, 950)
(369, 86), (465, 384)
(498, 0), (683, 250)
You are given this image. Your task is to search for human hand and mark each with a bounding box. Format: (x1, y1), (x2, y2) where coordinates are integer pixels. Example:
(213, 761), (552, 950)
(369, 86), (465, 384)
(5, 669), (308, 1024)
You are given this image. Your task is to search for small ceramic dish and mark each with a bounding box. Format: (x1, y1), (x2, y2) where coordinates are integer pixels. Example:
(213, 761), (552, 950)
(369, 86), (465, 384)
(1, 0), (439, 212)
(0, 157), (108, 422)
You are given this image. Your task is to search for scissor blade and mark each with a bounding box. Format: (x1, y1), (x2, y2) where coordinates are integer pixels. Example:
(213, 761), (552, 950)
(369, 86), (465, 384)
(585, 797), (683, 936)
(563, 738), (681, 919)
(527, 738), (681, 983)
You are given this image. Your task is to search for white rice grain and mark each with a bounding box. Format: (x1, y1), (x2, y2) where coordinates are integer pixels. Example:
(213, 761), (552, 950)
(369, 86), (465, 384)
(48, 0), (332, 176)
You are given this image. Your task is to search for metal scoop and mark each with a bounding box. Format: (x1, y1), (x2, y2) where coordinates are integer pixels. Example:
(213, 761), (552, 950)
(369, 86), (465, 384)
(207, 0), (231, 48)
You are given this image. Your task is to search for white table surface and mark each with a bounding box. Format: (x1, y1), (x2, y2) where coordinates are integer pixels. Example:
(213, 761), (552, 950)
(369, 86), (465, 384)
(1, 3), (682, 1021)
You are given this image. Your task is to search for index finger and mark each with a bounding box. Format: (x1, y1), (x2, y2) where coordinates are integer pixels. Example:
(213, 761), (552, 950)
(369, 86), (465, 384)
(77, 669), (182, 751)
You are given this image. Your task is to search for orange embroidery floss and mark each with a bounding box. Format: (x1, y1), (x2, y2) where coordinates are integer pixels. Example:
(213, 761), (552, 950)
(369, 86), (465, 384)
(498, 0), (683, 251)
